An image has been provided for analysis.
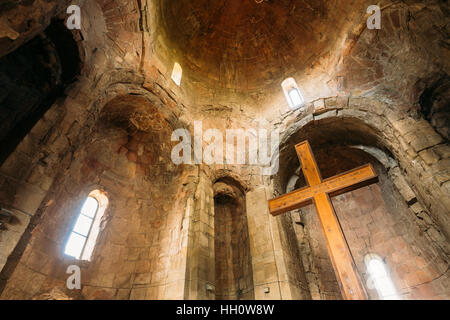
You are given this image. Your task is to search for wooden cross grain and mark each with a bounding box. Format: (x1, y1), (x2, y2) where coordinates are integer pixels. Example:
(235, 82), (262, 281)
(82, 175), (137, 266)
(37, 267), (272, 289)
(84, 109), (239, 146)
(268, 141), (379, 300)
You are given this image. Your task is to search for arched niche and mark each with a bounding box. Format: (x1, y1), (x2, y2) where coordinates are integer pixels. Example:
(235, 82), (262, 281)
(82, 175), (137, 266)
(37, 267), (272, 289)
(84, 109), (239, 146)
(213, 177), (254, 300)
(418, 74), (450, 141)
(0, 18), (82, 165)
(273, 117), (449, 300)
(77, 94), (186, 298)
(276, 116), (388, 192)
(0, 93), (188, 300)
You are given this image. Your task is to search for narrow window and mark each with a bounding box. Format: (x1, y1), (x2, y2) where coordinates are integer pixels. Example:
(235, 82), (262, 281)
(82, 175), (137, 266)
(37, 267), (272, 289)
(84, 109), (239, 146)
(365, 254), (399, 300)
(286, 174), (303, 225)
(171, 62), (182, 86)
(282, 77), (304, 109)
(65, 190), (108, 261)
(286, 174), (299, 193)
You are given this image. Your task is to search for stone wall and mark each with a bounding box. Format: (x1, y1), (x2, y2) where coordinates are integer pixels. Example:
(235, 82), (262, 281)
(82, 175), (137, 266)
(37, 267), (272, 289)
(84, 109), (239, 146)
(1, 86), (448, 301)
(0, 89), (190, 299)
(280, 146), (449, 300)
(0, 0), (448, 301)
(276, 95), (450, 241)
(214, 180), (254, 300)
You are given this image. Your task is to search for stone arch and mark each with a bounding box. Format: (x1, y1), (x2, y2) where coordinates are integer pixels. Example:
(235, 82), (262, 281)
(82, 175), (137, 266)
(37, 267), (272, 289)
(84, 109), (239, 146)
(209, 170), (250, 194)
(278, 102), (449, 239)
(0, 0), (185, 299)
(183, 170), (257, 300)
(0, 17), (84, 165)
(212, 176), (254, 300)
(273, 113), (449, 300)
(0, 89), (190, 299)
(418, 73), (450, 141)
(0, 5), (113, 291)
(277, 115), (388, 191)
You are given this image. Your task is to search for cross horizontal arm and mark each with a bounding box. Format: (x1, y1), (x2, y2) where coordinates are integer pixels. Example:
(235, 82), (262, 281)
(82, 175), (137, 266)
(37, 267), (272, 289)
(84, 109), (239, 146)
(268, 164), (378, 216)
(322, 164), (378, 197)
(268, 185), (315, 216)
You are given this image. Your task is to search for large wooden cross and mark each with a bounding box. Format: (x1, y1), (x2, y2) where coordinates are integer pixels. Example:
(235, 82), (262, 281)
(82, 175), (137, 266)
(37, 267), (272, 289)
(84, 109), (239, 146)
(268, 141), (379, 300)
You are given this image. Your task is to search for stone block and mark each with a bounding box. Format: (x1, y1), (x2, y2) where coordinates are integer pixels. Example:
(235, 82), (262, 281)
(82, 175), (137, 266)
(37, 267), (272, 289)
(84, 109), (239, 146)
(0, 152), (33, 181)
(13, 183), (47, 215)
(419, 148), (441, 165)
(314, 110), (338, 122)
(324, 97), (337, 108)
(434, 145), (450, 159)
(392, 118), (417, 135)
(313, 99), (326, 114)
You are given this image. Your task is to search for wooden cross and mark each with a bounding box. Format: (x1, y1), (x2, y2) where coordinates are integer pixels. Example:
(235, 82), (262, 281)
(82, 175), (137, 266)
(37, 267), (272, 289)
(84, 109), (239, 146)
(268, 141), (379, 300)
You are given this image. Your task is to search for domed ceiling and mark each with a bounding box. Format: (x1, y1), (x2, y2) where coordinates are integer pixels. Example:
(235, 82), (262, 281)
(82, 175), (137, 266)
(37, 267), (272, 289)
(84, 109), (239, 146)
(156, 0), (368, 94)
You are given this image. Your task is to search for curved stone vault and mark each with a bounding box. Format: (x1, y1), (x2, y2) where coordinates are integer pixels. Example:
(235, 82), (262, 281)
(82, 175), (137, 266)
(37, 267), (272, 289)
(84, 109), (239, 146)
(0, 0), (448, 301)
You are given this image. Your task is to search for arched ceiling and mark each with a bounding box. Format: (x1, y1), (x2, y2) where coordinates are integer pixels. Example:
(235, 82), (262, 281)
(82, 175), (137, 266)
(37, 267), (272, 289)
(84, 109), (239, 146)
(156, 0), (367, 94)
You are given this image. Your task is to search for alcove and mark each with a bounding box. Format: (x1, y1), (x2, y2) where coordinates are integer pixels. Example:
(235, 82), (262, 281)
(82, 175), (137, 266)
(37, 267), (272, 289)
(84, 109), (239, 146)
(213, 178), (254, 300)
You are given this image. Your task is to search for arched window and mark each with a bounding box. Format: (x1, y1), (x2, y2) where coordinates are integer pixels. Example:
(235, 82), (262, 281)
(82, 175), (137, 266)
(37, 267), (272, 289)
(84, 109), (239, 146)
(365, 254), (399, 300)
(64, 190), (108, 261)
(282, 77), (304, 109)
(171, 62), (182, 86)
(286, 174), (300, 193)
(286, 174), (303, 225)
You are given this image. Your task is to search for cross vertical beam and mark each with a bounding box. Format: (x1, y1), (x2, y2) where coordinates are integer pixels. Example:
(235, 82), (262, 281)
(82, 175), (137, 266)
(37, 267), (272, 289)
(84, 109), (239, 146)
(314, 192), (367, 299)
